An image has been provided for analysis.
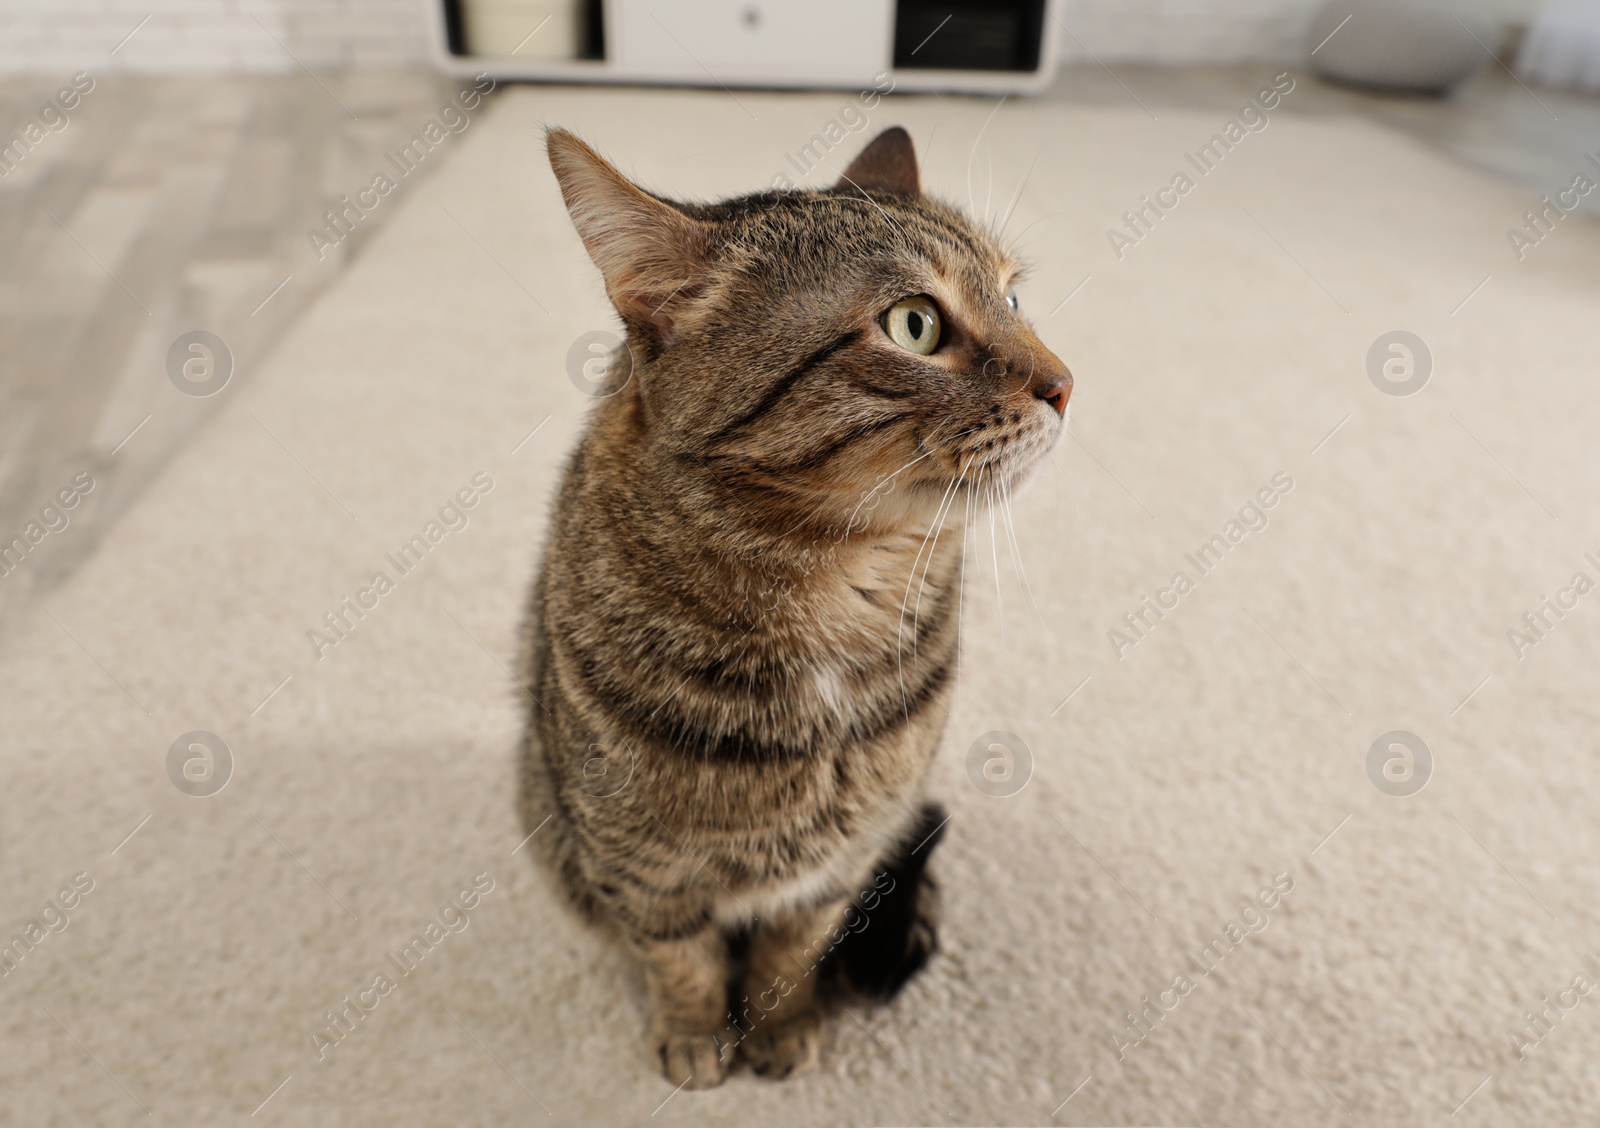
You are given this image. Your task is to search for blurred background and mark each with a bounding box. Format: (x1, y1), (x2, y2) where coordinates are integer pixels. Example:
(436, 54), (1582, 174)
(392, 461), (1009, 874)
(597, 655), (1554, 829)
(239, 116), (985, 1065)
(3, 0), (1598, 628)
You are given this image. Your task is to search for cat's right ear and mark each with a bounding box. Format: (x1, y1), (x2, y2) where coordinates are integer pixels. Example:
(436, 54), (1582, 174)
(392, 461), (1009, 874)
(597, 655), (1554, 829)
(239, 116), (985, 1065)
(838, 126), (920, 196)
(546, 129), (710, 341)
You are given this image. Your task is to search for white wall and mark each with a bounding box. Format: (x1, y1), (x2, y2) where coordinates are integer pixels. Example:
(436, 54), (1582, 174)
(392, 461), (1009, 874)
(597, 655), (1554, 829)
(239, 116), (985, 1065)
(0, 0), (1541, 76)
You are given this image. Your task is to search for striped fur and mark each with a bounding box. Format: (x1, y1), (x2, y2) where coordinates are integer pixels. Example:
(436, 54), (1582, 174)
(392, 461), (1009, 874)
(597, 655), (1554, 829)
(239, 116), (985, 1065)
(518, 127), (1070, 1087)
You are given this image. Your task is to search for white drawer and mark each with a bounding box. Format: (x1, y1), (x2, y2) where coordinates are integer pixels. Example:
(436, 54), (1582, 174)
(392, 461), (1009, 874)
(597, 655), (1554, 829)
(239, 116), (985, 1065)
(606, 0), (892, 84)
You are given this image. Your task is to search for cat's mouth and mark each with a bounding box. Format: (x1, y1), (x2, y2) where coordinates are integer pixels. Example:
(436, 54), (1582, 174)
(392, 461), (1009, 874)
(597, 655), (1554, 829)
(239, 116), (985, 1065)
(939, 403), (1064, 495)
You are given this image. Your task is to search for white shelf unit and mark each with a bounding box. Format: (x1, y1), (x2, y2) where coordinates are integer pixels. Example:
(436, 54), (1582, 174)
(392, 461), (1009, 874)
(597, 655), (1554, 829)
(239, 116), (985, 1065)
(429, 0), (1064, 95)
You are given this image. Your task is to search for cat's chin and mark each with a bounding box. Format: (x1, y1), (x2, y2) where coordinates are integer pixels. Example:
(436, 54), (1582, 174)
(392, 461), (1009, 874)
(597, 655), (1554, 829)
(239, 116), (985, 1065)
(983, 459), (1047, 499)
(971, 421), (1064, 497)
(893, 451), (1052, 522)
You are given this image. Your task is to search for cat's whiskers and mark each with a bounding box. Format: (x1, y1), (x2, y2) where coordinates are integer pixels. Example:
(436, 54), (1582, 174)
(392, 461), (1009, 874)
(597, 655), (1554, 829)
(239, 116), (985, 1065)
(954, 477), (974, 683)
(996, 149), (1041, 243)
(984, 148), (994, 228)
(999, 474), (1049, 631)
(1006, 211), (1061, 252)
(894, 454), (974, 720)
(896, 461), (965, 647)
(987, 465), (1006, 653)
(911, 455), (973, 658)
(834, 448), (934, 541)
(839, 422), (981, 541)
(738, 414), (966, 547)
(966, 94), (1008, 222)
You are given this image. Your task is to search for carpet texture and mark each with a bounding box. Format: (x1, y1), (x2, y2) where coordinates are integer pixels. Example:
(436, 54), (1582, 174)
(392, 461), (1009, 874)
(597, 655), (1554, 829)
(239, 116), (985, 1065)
(3, 80), (1599, 1127)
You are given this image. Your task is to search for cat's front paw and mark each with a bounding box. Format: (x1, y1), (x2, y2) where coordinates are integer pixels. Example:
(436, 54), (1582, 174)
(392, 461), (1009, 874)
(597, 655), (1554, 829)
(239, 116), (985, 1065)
(653, 1026), (732, 1090)
(739, 1012), (824, 1080)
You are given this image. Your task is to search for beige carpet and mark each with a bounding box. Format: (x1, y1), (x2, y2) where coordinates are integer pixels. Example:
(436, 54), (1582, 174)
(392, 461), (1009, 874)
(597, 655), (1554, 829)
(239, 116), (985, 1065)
(3, 79), (1599, 1127)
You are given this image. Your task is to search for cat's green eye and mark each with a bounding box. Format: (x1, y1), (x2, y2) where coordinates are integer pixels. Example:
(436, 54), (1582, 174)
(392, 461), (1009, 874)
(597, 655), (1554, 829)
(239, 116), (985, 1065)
(884, 296), (942, 355)
(1005, 286), (1019, 312)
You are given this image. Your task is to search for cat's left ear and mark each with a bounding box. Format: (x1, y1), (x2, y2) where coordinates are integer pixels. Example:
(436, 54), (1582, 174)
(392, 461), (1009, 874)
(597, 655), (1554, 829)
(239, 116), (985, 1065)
(838, 126), (920, 196)
(546, 129), (711, 341)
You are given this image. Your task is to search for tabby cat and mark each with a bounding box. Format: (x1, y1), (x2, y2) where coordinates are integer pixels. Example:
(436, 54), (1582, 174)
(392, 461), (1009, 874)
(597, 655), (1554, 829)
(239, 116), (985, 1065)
(518, 125), (1070, 1089)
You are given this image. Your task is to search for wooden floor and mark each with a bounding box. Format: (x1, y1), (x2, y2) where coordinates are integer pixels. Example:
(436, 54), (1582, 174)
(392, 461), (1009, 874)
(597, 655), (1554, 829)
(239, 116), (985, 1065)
(1, 63), (1595, 631)
(0, 68), (471, 627)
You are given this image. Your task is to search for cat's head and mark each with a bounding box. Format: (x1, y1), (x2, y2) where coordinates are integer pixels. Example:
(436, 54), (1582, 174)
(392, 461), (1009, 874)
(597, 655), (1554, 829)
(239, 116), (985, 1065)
(547, 126), (1070, 533)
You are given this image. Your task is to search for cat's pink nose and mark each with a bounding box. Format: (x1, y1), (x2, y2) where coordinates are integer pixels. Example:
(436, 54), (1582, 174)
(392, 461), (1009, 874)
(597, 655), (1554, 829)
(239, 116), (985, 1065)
(1034, 369), (1071, 417)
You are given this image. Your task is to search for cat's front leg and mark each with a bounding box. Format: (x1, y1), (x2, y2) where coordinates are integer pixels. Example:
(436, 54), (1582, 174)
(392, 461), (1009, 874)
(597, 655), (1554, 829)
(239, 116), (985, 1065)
(736, 895), (852, 1080)
(634, 924), (737, 1089)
